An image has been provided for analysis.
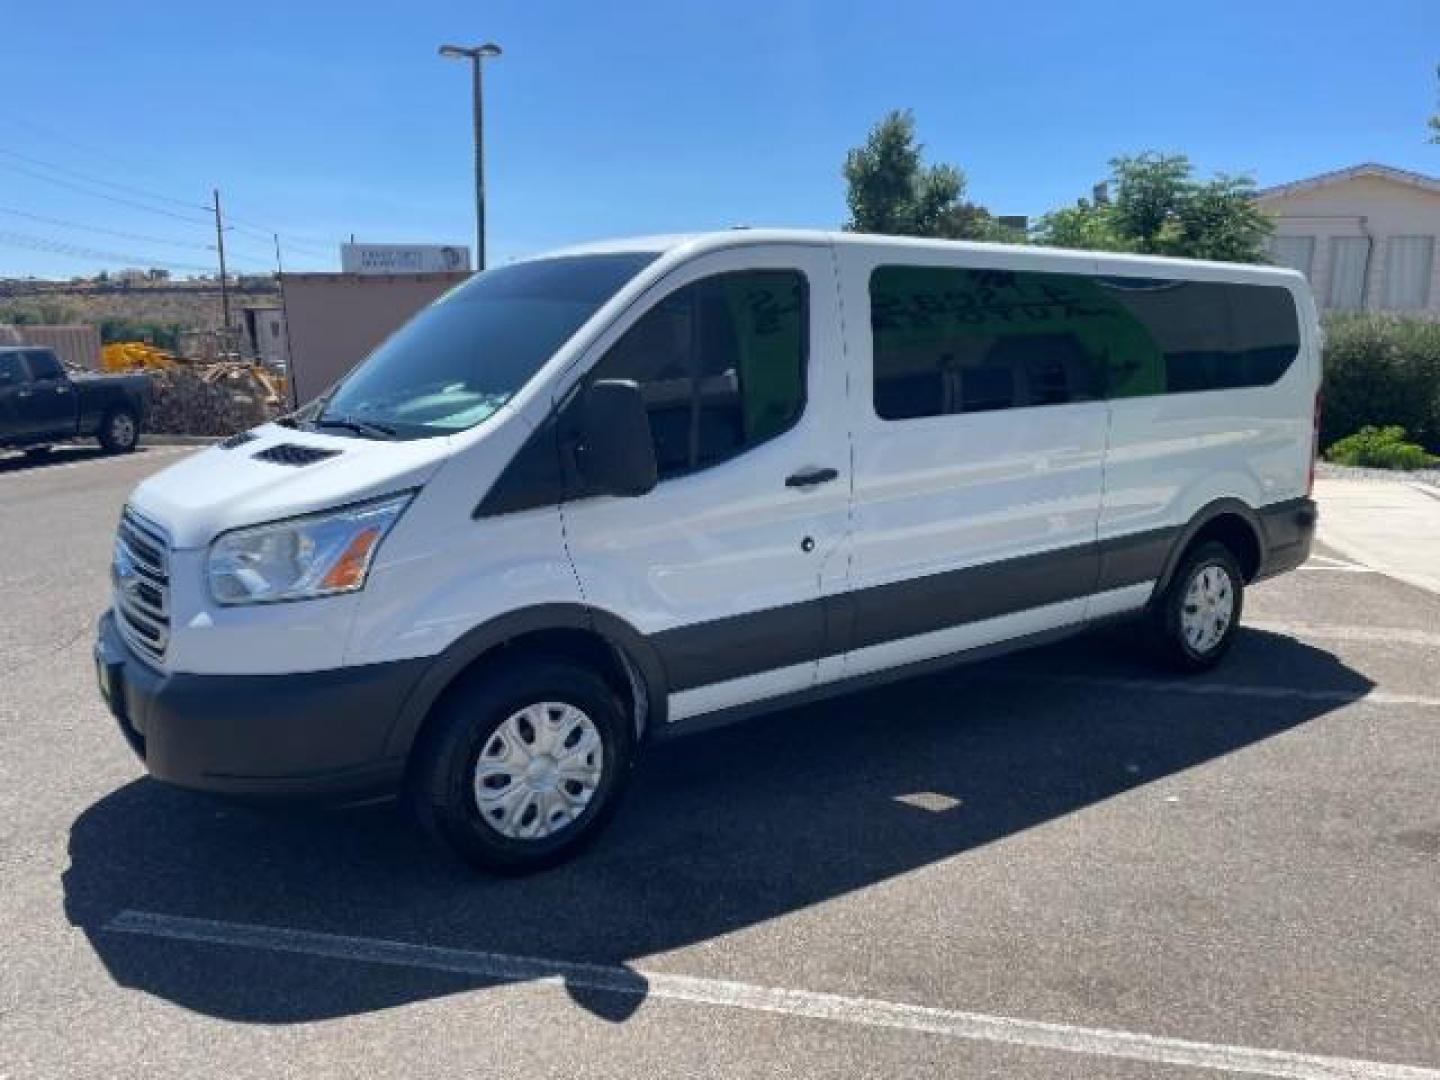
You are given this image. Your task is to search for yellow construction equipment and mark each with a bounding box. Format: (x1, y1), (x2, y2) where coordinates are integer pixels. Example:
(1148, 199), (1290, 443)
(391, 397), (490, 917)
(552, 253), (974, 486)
(101, 341), (177, 371)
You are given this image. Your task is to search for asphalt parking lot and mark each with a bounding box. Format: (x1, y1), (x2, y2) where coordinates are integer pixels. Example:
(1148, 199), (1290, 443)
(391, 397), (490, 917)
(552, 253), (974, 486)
(2, 445), (1437, 1079)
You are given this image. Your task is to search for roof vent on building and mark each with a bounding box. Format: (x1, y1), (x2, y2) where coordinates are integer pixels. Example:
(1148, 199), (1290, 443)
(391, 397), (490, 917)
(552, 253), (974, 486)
(220, 431), (259, 449)
(251, 443), (342, 467)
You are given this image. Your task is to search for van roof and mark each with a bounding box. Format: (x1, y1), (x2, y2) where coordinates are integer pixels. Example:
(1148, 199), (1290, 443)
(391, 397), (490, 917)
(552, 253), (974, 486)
(538, 228), (1305, 284)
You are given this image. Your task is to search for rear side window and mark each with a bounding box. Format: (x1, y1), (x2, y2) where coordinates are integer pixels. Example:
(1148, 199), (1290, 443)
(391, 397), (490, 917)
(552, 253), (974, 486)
(0, 354), (26, 384)
(591, 269), (807, 480)
(1097, 278), (1300, 398)
(25, 351), (64, 381)
(869, 265), (1300, 419)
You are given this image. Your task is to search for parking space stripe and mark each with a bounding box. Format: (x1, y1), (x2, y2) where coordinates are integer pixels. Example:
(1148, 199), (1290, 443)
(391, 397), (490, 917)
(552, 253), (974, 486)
(105, 910), (1439, 1080)
(1246, 622), (1440, 649)
(996, 672), (1440, 709)
(0, 447), (190, 479)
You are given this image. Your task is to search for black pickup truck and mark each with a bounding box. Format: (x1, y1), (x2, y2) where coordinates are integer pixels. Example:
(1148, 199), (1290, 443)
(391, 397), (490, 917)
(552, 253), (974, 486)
(0, 346), (150, 456)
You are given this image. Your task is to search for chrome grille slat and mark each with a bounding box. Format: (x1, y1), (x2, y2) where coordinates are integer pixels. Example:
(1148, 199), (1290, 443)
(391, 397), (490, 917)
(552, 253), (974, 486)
(114, 508), (172, 665)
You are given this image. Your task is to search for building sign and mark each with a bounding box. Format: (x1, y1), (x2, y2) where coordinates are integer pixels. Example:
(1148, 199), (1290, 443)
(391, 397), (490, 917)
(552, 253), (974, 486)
(340, 243), (472, 275)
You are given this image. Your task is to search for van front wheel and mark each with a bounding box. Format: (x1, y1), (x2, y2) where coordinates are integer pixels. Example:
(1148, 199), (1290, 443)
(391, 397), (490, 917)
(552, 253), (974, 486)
(1148, 541), (1244, 672)
(407, 660), (634, 874)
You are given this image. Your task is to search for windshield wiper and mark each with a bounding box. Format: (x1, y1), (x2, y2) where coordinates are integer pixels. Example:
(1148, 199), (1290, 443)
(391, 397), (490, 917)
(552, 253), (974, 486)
(312, 415), (398, 440)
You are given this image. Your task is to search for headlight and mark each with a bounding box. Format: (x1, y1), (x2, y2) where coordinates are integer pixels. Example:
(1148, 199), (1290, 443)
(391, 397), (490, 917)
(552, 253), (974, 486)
(208, 492), (413, 606)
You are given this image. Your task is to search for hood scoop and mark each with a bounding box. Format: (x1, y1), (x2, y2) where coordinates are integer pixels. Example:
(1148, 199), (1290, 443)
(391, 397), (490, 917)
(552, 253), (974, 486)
(252, 443), (342, 467)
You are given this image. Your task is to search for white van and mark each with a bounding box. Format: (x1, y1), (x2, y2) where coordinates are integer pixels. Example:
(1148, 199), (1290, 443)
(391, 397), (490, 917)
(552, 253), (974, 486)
(96, 230), (1320, 871)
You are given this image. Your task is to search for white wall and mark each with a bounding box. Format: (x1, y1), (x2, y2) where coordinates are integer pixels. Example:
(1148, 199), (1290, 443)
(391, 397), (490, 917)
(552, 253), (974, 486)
(1258, 174), (1440, 315)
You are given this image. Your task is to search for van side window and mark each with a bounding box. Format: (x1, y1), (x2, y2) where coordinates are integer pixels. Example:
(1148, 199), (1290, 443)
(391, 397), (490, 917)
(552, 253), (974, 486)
(869, 266), (1104, 420)
(593, 269), (807, 480)
(869, 265), (1301, 419)
(1095, 278), (1300, 398)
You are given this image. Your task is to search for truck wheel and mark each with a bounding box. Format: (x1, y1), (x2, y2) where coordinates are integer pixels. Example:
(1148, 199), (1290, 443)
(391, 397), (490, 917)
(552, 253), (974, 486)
(98, 408), (139, 454)
(407, 659), (635, 874)
(1147, 540), (1245, 672)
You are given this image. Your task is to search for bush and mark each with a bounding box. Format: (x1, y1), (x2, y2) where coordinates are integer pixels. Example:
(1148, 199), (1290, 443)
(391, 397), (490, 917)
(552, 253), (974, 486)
(1322, 314), (1440, 453)
(1325, 425), (1438, 470)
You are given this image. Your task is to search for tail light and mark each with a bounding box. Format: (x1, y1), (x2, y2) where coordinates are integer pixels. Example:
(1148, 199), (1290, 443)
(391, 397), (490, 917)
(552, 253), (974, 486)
(1307, 389), (1322, 497)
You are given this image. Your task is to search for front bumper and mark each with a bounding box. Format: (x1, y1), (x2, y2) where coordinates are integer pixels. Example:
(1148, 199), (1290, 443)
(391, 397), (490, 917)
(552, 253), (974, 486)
(94, 611), (426, 801)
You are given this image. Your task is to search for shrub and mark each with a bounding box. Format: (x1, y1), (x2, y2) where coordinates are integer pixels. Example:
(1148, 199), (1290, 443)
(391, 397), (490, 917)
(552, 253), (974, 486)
(1321, 314), (1440, 453)
(1325, 425), (1438, 470)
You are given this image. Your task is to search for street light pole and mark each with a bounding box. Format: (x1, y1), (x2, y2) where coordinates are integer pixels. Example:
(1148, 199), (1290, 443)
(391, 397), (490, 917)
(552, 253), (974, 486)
(439, 41), (502, 272)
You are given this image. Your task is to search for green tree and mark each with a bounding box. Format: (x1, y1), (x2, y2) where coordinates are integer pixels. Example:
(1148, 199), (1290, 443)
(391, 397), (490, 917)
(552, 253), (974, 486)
(843, 110), (997, 239)
(1429, 64), (1440, 143)
(1037, 153), (1272, 263)
(1031, 200), (1130, 252)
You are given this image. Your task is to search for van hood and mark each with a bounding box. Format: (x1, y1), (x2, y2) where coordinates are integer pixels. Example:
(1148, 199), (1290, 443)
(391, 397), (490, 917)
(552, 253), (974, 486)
(128, 423), (456, 548)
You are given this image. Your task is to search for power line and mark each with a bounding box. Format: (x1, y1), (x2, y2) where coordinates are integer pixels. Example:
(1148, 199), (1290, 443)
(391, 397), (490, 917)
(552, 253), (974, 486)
(0, 228), (216, 274)
(227, 216), (334, 258)
(0, 147), (210, 213)
(0, 160), (213, 225)
(0, 112), (184, 186)
(0, 205), (215, 252)
(1, 143), (337, 264)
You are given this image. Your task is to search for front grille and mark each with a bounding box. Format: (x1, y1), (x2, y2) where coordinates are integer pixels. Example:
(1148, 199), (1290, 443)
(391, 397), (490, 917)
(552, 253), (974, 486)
(114, 508), (171, 666)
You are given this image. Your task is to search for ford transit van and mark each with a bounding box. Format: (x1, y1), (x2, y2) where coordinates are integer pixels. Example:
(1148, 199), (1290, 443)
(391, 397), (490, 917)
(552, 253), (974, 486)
(95, 230), (1320, 871)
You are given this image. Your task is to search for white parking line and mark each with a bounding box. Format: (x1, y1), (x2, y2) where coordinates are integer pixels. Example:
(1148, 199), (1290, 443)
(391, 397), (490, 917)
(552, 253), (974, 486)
(0, 446), (190, 478)
(105, 910), (1439, 1080)
(1247, 622), (1440, 649)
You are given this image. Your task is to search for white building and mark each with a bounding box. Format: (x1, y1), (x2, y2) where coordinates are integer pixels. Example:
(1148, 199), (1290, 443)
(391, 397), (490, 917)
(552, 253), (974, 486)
(1256, 163), (1440, 316)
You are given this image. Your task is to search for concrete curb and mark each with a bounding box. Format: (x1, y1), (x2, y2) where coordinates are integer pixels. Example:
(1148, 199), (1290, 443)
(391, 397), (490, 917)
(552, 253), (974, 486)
(139, 435), (221, 447)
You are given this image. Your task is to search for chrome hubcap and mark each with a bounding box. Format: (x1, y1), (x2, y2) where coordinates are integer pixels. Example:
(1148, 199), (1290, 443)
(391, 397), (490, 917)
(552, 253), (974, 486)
(1181, 564), (1235, 654)
(473, 702), (604, 840)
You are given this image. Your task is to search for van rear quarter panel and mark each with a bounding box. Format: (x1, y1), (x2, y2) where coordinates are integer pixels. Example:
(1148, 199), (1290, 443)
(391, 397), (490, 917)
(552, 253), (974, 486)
(1094, 268), (1318, 548)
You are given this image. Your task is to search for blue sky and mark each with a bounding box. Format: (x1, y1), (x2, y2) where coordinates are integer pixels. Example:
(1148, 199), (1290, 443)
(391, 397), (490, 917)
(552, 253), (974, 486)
(3, 0), (1437, 278)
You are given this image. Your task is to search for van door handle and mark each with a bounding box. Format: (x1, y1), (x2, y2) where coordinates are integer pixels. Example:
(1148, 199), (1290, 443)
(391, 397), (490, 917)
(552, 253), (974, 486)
(785, 467), (839, 488)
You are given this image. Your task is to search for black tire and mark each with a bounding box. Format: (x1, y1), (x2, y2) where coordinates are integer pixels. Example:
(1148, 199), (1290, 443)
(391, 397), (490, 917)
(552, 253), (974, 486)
(1146, 540), (1245, 673)
(98, 408), (139, 454)
(406, 659), (635, 874)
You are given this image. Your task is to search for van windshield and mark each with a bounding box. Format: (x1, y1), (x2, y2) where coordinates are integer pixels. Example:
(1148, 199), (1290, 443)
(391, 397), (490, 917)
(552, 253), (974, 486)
(311, 253), (656, 440)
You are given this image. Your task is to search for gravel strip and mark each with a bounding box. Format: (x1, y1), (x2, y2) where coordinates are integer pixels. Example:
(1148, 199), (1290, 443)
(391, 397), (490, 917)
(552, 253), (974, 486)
(1316, 461), (1440, 489)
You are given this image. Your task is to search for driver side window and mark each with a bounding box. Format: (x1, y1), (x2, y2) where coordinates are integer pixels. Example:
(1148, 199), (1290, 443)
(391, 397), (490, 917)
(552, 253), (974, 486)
(589, 269), (808, 482)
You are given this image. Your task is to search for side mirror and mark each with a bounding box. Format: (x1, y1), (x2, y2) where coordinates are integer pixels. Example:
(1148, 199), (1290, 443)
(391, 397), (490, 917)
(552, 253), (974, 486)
(576, 379), (658, 497)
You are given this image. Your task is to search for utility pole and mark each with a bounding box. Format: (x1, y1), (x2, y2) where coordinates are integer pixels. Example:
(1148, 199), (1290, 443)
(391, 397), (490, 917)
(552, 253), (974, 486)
(212, 187), (231, 330)
(439, 42), (502, 271)
(274, 232), (299, 410)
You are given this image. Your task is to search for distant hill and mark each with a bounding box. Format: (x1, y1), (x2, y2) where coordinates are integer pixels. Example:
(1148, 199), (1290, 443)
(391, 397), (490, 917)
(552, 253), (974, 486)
(0, 279), (281, 348)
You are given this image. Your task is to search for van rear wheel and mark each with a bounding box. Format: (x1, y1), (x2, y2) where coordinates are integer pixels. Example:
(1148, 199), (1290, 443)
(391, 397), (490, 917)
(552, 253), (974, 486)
(1148, 541), (1244, 672)
(407, 660), (635, 874)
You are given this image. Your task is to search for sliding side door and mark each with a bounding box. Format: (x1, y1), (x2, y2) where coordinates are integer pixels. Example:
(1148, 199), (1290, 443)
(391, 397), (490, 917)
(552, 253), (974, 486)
(829, 249), (1110, 681)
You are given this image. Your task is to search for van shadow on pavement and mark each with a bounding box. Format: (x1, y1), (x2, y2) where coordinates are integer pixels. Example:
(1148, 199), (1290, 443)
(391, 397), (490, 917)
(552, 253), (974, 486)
(63, 626), (1372, 1024)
